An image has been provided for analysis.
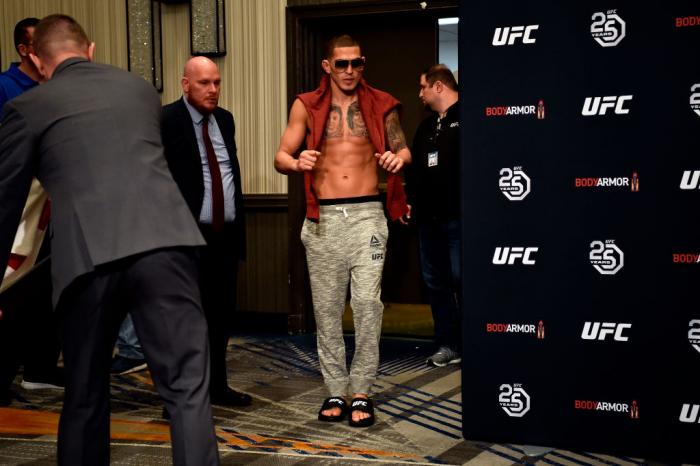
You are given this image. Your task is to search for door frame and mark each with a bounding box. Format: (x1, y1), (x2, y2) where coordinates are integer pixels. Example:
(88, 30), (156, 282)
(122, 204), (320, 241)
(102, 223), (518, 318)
(284, 0), (458, 333)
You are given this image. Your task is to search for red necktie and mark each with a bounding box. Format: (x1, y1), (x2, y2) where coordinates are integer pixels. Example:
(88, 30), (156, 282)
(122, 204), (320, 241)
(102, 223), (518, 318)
(201, 116), (224, 232)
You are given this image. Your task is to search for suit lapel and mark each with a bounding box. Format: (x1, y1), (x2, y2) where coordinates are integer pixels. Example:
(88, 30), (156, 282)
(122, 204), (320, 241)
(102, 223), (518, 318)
(175, 99), (201, 161)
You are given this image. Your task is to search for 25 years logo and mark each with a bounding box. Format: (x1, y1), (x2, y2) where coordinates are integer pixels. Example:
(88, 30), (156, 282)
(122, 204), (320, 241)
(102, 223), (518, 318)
(499, 167), (531, 201)
(591, 10), (626, 47)
(499, 383), (531, 417)
(590, 240), (624, 275)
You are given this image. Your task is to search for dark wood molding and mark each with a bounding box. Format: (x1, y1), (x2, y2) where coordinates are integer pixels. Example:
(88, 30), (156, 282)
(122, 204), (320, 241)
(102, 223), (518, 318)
(242, 194), (288, 210)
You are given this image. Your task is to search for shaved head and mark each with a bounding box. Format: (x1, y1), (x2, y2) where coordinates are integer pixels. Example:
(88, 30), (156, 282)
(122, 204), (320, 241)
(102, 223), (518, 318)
(182, 56), (221, 115)
(183, 56), (218, 78)
(33, 14), (90, 61)
(28, 14), (94, 81)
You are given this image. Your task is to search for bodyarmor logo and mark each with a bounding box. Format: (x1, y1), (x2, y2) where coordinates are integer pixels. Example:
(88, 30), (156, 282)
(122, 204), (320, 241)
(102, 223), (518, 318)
(493, 247), (538, 265)
(680, 170), (700, 190)
(575, 399), (638, 419)
(680, 404), (700, 423)
(581, 322), (631, 341)
(574, 174), (639, 191)
(590, 240), (624, 275)
(486, 321), (545, 339)
(591, 10), (626, 47)
(689, 320), (700, 354)
(499, 167), (531, 201)
(691, 84), (700, 116)
(499, 383), (531, 417)
(582, 96), (633, 116)
(492, 25), (539, 46)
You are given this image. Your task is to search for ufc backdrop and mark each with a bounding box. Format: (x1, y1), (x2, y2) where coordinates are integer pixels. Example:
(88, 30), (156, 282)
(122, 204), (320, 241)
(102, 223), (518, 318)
(458, 0), (699, 462)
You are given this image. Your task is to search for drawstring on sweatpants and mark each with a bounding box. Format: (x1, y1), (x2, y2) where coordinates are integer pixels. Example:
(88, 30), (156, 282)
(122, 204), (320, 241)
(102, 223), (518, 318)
(335, 206), (349, 218)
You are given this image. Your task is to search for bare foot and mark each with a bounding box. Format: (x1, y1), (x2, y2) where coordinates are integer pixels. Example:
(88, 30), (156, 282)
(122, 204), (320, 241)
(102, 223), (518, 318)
(319, 396), (347, 419)
(351, 393), (370, 423)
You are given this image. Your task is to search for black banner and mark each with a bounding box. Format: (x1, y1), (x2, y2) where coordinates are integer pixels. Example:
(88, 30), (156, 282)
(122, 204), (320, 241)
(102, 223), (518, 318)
(459, 1), (699, 462)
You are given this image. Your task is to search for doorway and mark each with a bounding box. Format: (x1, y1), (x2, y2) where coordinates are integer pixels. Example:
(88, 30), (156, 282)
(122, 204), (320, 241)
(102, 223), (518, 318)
(285, 1), (459, 334)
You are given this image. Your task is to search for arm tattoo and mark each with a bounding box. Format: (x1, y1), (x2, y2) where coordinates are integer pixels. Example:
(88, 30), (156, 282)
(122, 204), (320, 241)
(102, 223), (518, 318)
(324, 104), (343, 139)
(346, 101), (368, 137)
(385, 109), (407, 153)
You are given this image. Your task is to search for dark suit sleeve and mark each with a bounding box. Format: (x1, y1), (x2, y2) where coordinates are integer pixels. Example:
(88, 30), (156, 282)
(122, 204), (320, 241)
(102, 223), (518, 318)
(0, 103), (38, 286)
(224, 110), (246, 261)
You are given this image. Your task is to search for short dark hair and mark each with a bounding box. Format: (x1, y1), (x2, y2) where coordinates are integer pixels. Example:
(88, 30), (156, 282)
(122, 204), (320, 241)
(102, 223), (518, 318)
(423, 64), (458, 91)
(326, 34), (361, 59)
(33, 14), (90, 59)
(14, 17), (40, 52)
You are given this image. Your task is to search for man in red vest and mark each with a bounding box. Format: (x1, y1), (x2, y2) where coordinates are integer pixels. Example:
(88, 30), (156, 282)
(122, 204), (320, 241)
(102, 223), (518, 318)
(275, 35), (410, 427)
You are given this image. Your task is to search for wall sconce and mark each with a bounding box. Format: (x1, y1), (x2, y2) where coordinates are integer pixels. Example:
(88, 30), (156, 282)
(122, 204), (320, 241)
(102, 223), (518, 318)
(190, 0), (226, 56)
(126, 0), (163, 91)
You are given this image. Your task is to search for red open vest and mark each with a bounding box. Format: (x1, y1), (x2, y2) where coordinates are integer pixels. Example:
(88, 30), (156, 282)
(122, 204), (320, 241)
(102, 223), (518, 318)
(296, 75), (409, 222)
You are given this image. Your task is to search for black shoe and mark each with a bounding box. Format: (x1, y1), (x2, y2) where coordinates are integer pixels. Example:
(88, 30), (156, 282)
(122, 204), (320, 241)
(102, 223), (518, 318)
(111, 355), (147, 375)
(162, 407), (170, 420)
(210, 387), (252, 407)
(21, 367), (65, 391)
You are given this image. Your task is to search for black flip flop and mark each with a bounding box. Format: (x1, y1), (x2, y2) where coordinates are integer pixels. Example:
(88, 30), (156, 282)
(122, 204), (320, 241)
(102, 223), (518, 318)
(348, 397), (375, 427)
(318, 397), (348, 422)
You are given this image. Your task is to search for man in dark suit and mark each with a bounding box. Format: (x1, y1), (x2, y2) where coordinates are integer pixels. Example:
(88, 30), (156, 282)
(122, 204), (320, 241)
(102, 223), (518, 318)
(0, 15), (219, 466)
(162, 56), (249, 407)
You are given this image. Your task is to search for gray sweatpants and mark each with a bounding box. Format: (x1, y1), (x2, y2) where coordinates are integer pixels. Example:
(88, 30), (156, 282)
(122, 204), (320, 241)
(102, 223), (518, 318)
(301, 200), (388, 396)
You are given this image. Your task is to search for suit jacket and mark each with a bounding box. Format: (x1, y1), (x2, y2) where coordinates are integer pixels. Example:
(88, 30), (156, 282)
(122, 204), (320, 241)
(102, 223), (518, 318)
(0, 58), (205, 305)
(161, 98), (246, 260)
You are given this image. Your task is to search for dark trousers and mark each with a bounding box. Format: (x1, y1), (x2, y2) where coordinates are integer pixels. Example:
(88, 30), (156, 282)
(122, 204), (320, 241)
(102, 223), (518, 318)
(56, 247), (219, 466)
(418, 219), (462, 352)
(198, 224), (239, 394)
(0, 257), (60, 390)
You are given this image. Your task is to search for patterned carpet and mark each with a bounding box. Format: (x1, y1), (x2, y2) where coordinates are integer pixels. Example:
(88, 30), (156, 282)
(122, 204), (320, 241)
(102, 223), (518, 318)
(0, 335), (686, 465)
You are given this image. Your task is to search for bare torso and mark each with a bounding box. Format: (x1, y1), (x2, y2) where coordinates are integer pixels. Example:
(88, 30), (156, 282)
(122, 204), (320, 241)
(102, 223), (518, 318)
(314, 100), (378, 199)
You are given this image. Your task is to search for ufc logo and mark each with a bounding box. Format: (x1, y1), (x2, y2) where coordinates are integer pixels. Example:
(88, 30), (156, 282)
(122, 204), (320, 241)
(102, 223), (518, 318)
(493, 247), (538, 265)
(492, 25), (539, 46)
(581, 322), (631, 341)
(582, 96), (633, 116)
(679, 404), (700, 423)
(680, 170), (700, 190)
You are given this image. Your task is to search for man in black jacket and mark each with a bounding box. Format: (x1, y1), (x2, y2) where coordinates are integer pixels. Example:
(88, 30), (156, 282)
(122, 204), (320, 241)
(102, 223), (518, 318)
(406, 64), (462, 367)
(162, 56), (249, 407)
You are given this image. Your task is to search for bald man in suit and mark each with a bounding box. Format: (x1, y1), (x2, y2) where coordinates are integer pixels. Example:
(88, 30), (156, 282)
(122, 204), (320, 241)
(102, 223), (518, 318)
(162, 57), (248, 408)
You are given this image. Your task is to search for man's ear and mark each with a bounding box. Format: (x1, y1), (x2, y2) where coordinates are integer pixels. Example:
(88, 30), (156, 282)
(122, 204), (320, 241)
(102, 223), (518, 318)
(87, 42), (96, 62)
(321, 59), (331, 75)
(181, 77), (189, 94)
(29, 53), (47, 80)
(17, 43), (29, 58)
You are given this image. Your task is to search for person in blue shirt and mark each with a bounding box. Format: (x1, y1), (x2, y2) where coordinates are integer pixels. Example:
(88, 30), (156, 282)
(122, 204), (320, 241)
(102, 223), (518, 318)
(0, 17), (42, 119)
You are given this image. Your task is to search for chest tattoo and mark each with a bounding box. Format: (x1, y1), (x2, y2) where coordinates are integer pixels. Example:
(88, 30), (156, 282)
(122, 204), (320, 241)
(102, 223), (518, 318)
(324, 101), (368, 139)
(346, 101), (368, 137)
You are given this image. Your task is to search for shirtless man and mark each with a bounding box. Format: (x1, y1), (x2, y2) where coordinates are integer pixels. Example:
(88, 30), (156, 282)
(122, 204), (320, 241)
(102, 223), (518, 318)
(275, 35), (410, 427)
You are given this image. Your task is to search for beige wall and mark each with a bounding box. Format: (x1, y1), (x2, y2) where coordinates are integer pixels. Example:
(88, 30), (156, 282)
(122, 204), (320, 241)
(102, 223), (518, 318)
(1, 0), (288, 194)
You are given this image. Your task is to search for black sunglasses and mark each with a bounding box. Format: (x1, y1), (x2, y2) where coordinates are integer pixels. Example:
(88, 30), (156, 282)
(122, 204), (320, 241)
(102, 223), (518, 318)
(332, 58), (365, 71)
